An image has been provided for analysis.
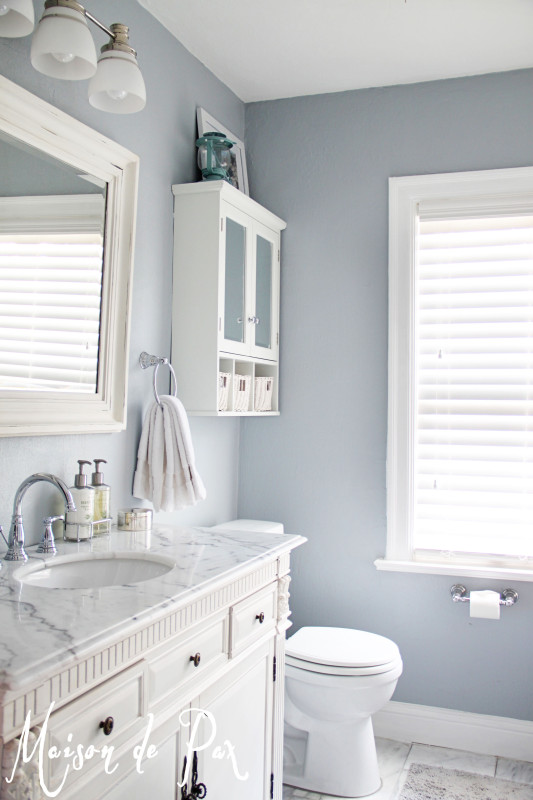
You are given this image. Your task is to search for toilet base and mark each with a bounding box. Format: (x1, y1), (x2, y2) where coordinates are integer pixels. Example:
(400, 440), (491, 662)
(283, 715), (381, 797)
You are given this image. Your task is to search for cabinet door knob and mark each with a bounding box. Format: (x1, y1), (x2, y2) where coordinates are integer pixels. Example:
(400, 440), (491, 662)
(248, 316), (260, 325)
(190, 652), (201, 667)
(99, 716), (114, 736)
(256, 612), (265, 623)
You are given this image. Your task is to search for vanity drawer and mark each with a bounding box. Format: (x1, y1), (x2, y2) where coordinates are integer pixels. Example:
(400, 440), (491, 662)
(148, 611), (229, 707)
(230, 583), (278, 655)
(44, 662), (146, 793)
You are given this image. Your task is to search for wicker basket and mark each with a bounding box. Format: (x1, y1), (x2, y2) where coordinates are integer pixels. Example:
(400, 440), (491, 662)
(218, 372), (231, 411)
(233, 373), (251, 412)
(254, 376), (273, 411)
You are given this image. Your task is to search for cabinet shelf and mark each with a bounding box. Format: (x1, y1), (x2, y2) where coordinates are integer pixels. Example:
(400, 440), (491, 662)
(172, 181), (286, 416)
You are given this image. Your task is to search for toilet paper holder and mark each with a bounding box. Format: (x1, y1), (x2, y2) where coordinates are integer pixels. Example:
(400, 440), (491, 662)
(450, 584), (518, 606)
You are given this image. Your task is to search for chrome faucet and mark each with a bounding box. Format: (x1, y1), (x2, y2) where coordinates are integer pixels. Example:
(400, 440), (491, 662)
(2, 473), (76, 562)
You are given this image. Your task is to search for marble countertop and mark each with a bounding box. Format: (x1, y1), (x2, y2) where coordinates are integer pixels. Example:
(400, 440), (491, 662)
(0, 525), (305, 693)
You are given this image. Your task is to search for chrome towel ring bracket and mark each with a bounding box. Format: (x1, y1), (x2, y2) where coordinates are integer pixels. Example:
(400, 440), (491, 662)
(139, 351), (177, 406)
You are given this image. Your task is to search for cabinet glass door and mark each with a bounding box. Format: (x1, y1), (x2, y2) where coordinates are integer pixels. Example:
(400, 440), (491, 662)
(224, 217), (246, 344)
(255, 234), (273, 350)
(250, 222), (279, 360)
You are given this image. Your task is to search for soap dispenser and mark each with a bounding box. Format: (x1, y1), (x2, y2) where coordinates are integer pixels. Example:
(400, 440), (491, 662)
(92, 459), (111, 535)
(65, 460), (95, 540)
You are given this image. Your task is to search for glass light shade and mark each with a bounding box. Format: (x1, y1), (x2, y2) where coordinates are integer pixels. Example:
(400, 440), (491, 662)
(0, 0), (34, 36)
(88, 50), (146, 114)
(30, 5), (97, 79)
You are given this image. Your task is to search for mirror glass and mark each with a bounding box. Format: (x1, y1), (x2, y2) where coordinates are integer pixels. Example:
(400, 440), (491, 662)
(0, 131), (107, 394)
(0, 76), (139, 436)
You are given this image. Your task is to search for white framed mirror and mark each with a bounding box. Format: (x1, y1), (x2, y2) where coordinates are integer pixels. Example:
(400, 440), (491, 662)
(0, 75), (139, 436)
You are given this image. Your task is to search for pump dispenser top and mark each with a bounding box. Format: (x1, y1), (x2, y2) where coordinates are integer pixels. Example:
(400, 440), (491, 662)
(65, 460), (95, 540)
(74, 460), (91, 488)
(92, 459), (107, 486)
(92, 459), (111, 536)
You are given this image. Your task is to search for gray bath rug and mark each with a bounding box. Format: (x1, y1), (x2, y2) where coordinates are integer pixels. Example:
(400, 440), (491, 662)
(399, 763), (533, 800)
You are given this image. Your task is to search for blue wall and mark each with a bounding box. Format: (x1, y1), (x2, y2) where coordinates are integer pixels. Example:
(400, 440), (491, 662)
(240, 70), (533, 720)
(2, 3), (533, 723)
(0, 0), (243, 538)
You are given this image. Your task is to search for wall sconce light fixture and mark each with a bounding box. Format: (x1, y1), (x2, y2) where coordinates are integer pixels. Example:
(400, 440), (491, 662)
(0, 0), (34, 37)
(0, 0), (146, 114)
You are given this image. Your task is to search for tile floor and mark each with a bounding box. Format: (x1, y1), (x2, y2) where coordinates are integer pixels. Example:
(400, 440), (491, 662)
(282, 739), (533, 799)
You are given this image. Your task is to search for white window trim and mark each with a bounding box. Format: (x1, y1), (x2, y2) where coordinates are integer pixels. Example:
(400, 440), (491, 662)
(376, 166), (533, 582)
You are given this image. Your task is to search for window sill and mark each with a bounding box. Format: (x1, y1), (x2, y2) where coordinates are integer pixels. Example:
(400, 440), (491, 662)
(374, 558), (533, 583)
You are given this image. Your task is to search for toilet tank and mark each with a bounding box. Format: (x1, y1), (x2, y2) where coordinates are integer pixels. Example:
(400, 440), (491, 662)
(209, 519), (285, 534)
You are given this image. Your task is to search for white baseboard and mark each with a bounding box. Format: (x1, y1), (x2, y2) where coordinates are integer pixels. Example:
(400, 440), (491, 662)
(373, 701), (533, 763)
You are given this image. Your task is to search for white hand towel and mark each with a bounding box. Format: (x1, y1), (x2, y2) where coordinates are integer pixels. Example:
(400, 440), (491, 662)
(133, 395), (206, 512)
(131, 401), (160, 503)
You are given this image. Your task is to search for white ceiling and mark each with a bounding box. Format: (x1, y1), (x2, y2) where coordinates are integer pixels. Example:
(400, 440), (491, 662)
(138, 0), (533, 103)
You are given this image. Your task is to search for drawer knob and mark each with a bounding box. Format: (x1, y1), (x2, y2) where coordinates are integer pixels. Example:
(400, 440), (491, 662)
(256, 612), (265, 623)
(99, 716), (114, 736)
(190, 652), (201, 667)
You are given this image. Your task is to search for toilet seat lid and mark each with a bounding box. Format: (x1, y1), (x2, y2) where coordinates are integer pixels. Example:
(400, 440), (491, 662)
(285, 627), (400, 669)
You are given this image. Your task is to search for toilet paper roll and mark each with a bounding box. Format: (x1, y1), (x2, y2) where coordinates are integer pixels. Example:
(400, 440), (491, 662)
(469, 590), (500, 620)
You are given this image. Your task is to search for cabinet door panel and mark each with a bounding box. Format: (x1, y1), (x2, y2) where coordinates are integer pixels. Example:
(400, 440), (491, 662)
(250, 222), (279, 360)
(197, 643), (274, 799)
(224, 217), (246, 345)
(104, 736), (178, 800)
(255, 234), (273, 350)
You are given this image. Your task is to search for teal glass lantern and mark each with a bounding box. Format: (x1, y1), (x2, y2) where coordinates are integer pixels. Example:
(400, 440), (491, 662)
(196, 131), (235, 182)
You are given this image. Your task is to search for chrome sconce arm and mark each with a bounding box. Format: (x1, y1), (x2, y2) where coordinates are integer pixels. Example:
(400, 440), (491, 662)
(0, 0), (146, 114)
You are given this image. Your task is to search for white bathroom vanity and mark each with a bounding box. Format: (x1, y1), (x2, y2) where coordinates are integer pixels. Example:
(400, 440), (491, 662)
(0, 525), (304, 800)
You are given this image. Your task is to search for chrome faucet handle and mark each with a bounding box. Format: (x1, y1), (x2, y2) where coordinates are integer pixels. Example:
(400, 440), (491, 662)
(4, 515), (27, 562)
(37, 515), (63, 554)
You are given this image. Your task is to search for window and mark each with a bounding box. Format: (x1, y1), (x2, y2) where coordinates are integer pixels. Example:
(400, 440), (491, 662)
(377, 167), (533, 580)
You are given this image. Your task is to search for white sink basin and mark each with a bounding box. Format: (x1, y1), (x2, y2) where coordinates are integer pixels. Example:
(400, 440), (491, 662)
(14, 552), (176, 589)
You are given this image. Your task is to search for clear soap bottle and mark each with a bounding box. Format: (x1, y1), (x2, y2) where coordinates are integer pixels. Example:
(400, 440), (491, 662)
(65, 460), (95, 540)
(92, 459), (111, 536)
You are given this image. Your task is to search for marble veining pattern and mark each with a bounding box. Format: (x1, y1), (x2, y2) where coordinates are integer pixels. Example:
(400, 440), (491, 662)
(404, 742), (496, 776)
(0, 525), (304, 693)
(282, 739), (533, 800)
(496, 758), (533, 785)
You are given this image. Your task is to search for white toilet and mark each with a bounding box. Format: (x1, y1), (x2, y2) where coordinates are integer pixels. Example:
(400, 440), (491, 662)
(209, 519), (403, 798)
(284, 626), (402, 797)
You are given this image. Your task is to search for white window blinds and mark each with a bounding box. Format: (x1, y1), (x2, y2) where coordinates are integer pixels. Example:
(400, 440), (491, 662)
(414, 208), (533, 562)
(0, 195), (104, 394)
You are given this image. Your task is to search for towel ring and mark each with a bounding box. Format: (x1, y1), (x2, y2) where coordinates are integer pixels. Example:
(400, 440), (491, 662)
(139, 351), (177, 406)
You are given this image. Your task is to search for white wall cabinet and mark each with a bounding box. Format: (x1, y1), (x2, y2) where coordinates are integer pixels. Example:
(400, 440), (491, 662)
(172, 181), (286, 415)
